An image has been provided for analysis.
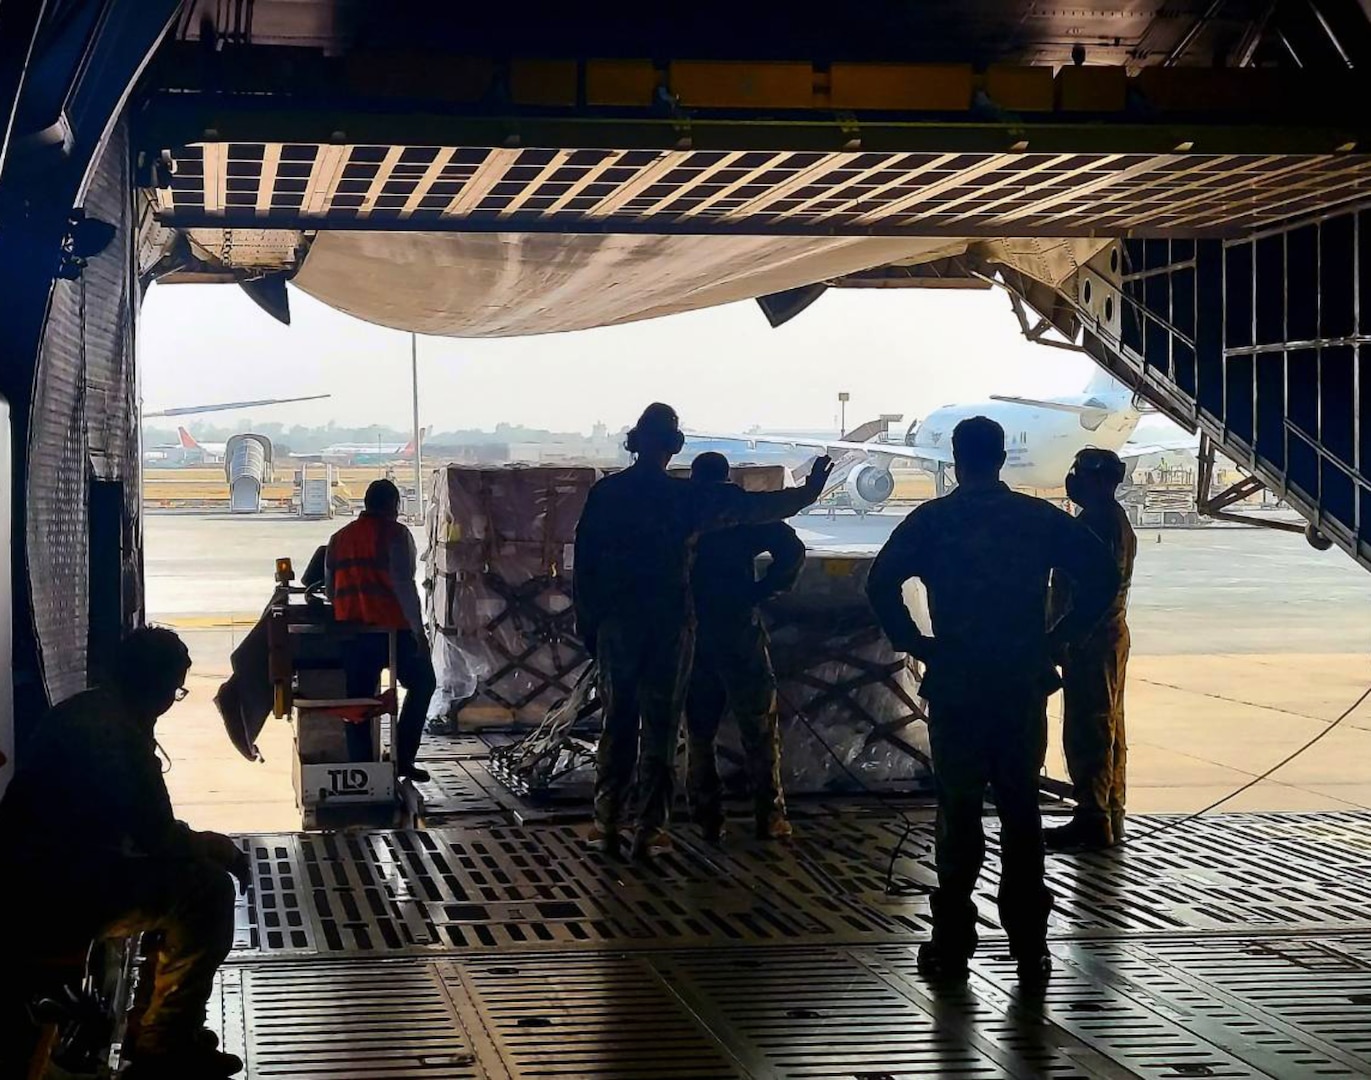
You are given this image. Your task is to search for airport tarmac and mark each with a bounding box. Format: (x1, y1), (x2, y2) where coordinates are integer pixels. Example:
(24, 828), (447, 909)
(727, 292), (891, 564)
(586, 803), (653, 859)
(146, 509), (1371, 831)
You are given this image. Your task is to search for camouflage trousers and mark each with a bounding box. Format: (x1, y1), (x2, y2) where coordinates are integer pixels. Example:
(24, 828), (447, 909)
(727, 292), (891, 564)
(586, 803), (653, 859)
(1062, 623), (1129, 826)
(927, 692), (1054, 959)
(594, 618), (695, 836)
(12, 853), (236, 1054)
(685, 619), (785, 832)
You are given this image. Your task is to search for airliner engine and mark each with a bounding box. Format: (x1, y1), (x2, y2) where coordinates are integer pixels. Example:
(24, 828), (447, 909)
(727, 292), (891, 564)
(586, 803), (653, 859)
(845, 462), (896, 511)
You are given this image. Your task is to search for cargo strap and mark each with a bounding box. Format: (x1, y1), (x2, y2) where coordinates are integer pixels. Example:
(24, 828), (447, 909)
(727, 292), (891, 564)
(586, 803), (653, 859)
(765, 613), (931, 772)
(488, 665), (602, 795)
(477, 571), (587, 712)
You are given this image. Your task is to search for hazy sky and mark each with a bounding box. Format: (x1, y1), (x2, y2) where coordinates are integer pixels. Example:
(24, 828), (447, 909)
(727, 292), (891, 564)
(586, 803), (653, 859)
(141, 282), (1135, 436)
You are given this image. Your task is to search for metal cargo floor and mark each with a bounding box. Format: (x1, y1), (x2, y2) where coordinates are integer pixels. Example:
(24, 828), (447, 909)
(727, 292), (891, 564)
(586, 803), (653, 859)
(214, 811), (1371, 1078)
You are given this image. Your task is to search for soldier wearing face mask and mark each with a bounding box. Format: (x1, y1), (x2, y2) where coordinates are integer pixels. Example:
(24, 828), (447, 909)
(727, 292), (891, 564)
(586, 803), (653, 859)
(1047, 448), (1136, 853)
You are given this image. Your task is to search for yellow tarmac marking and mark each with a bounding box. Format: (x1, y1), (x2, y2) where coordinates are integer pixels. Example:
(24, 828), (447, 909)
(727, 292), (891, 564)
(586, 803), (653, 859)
(158, 613), (262, 629)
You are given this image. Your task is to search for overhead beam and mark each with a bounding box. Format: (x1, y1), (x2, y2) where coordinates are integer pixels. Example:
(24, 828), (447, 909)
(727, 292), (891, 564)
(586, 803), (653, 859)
(399, 147), (456, 219)
(255, 142), (281, 217)
(302, 144), (347, 216)
(136, 96), (1371, 158)
(496, 149), (573, 218)
(201, 142), (227, 215)
(442, 148), (519, 216)
(586, 153), (678, 217)
(358, 145), (406, 214)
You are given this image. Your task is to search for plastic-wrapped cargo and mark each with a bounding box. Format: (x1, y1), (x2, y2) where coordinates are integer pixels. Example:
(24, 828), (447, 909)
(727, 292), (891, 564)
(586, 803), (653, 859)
(666, 463), (792, 491)
(428, 462), (793, 730)
(426, 465), (597, 726)
(712, 549), (932, 795)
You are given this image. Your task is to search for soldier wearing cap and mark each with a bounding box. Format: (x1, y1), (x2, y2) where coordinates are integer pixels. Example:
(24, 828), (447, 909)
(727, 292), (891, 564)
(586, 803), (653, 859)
(573, 404), (832, 860)
(1047, 447), (1137, 852)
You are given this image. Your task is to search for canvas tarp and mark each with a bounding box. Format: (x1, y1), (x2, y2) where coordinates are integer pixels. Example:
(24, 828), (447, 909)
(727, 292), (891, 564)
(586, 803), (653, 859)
(293, 231), (1105, 337)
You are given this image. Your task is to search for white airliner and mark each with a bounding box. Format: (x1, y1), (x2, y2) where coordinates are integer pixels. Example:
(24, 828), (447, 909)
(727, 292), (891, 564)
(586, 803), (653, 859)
(691, 369), (1193, 511)
(309, 431), (424, 465)
(905, 368), (1183, 491)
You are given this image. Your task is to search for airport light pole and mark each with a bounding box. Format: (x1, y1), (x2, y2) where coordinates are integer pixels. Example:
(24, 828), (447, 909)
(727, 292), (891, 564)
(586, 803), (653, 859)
(411, 333), (424, 522)
(838, 391), (850, 437)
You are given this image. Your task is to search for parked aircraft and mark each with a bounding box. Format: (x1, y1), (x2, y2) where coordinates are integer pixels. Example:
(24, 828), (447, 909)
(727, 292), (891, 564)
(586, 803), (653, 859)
(310, 429), (427, 466)
(143, 426), (227, 466)
(142, 394), (331, 467)
(689, 369), (1194, 512)
(174, 427), (227, 464)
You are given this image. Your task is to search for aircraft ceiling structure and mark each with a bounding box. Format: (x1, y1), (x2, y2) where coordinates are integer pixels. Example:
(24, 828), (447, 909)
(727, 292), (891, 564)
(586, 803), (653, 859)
(133, 0), (1371, 335)
(162, 0), (1345, 69)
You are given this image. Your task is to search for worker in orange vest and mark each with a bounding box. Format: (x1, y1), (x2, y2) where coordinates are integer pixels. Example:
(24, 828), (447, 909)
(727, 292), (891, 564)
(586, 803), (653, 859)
(326, 479), (435, 781)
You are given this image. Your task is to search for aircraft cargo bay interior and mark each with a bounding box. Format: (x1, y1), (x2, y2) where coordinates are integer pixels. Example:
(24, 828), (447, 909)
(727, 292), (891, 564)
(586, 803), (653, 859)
(3, 2), (1371, 1077)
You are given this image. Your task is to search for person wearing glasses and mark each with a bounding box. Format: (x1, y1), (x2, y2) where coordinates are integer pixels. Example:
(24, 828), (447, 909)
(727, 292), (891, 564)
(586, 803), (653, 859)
(0, 626), (248, 1077)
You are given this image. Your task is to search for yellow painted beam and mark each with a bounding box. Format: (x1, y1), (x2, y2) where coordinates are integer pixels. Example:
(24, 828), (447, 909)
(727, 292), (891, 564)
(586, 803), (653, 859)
(985, 65), (1054, 112)
(1056, 66), (1128, 112)
(586, 59), (658, 106)
(510, 59), (578, 107)
(670, 60), (814, 109)
(830, 63), (973, 111)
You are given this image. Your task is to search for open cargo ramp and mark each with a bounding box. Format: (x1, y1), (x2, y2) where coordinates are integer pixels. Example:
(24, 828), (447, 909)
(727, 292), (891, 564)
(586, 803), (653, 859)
(212, 797), (1371, 1077)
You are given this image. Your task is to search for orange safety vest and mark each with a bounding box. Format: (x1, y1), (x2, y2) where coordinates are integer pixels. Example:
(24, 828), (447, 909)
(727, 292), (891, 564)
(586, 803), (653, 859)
(330, 515), (410, 629)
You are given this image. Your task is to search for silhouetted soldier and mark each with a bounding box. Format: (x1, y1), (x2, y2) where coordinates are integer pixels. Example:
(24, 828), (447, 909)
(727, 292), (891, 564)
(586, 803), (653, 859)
(1047, 448), (1136, 852)
(686, 452), (806, 844)
(574, 405), (831, 859)
(0, 628), (247, 1076)
(867, 416), (1117, 986)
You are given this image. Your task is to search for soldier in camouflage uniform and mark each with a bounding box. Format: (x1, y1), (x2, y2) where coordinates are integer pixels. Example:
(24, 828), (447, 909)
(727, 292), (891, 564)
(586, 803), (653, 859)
(685, 452), (806, 843)
(1047, 448), (1137, 853)
(573, 405), (831, 860)
(0, 628), (248, 1077)
(867, 417), (1117, 986)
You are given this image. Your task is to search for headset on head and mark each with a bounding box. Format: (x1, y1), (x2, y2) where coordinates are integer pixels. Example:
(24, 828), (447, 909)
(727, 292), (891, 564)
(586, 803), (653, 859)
(625, 423), (685, 457)
(1067, 447), (1127, 489)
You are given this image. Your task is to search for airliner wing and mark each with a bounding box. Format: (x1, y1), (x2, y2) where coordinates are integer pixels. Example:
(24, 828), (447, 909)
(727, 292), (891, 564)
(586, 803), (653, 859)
(683, 430), (950, 465)
(988, 395), (1108, 418)
(144, 394), (331, 418)
(1120, 435), (1200, 459)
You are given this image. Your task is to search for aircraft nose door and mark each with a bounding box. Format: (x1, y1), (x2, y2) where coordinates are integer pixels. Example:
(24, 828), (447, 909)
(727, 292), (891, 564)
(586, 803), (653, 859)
(0, 397), (12, 798)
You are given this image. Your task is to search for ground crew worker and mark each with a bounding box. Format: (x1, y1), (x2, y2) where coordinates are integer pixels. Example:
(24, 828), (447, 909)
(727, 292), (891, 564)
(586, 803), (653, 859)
(1046, 448), (1136, 852)
(326, 478), (435, 781)
(686, 452), (806, 843)
(574, 404), (832, 860)
(0, 628), (247, 1077)
(866, 416), (1117, 986)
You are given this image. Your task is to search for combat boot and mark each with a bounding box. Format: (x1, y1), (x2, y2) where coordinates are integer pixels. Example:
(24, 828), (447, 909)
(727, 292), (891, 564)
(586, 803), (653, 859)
(1044, 815), (1114, 853)
(1015, 951), (1054, 990)
(587, 821), (623, 858)
(124, 1042), (243, 1078)
(916, 941), (970, 984)
(631, 828), (674, 860)
(755, 811), (793, 842)
(698, 817), (727, 845)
